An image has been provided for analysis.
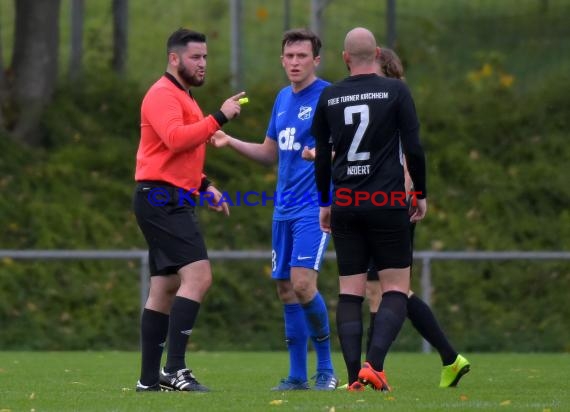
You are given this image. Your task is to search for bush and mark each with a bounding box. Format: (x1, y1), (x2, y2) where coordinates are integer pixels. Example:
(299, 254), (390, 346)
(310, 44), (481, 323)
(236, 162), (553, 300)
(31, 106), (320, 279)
(0, 58), (568, 352)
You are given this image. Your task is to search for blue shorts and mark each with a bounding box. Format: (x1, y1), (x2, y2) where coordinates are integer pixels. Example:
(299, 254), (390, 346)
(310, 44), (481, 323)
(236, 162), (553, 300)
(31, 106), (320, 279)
(271, 215), (330, 280)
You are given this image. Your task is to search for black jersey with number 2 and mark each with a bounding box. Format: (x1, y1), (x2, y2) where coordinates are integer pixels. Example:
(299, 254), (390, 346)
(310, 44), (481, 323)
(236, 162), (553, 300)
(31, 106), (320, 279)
(312, 73), (426, 209)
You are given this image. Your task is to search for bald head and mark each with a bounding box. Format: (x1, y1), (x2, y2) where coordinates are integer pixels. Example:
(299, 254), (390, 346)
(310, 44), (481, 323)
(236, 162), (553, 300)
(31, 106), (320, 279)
(344, 27), (378, 66)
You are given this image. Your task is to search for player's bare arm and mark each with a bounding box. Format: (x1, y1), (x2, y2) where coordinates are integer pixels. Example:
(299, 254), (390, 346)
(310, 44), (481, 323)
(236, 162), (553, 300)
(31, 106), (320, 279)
(210, 134), (277, 166)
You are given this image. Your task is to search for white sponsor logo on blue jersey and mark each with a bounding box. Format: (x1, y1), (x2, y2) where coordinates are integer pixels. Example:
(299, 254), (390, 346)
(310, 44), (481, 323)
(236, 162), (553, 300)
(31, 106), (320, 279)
(278, 127), (301, 151)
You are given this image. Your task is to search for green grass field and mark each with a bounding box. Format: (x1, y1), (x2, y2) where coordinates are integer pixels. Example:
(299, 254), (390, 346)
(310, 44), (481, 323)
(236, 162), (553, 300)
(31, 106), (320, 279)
(0, 352), (567, 411)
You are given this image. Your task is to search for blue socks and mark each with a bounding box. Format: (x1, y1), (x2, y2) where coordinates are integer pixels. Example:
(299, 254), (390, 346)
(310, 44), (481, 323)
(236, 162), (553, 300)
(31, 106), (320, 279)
(284, 303), (309, 382)
(283, 293), (335, 382)
(303, 293), (334, 374)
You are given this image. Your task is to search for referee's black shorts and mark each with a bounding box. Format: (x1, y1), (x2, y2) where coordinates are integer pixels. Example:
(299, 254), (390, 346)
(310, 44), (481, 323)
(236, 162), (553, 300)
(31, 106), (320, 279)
(331, 208), (411, 276)
(133, 181), (208, 276)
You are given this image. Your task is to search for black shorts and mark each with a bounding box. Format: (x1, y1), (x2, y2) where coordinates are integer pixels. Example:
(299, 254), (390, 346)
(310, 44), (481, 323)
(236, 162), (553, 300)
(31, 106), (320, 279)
(133, 181), (208, 276)
(331, 209), (411, 276)
(367, 223), (416, 281)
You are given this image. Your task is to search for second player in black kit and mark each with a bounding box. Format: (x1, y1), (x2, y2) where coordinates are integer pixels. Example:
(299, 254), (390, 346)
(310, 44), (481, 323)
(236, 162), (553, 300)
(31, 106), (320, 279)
(312, 27), (427, 391)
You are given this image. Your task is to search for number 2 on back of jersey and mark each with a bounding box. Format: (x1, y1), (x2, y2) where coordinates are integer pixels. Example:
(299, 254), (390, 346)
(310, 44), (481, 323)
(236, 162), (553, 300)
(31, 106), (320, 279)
(345, 105), (370, 162)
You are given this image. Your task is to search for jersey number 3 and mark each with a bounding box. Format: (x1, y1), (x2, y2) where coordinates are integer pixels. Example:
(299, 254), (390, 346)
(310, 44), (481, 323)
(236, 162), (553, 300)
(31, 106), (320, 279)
(344, 104), (370, 162)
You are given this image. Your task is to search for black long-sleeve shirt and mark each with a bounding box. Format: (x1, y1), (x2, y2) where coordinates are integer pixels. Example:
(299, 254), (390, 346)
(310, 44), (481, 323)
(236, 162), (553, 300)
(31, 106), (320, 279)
(312, 73), (426, 209)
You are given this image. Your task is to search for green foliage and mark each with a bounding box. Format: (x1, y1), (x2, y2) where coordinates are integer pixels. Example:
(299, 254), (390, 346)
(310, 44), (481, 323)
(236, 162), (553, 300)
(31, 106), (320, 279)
(0, 261), (140, 350)
(425, 261), (570, 353)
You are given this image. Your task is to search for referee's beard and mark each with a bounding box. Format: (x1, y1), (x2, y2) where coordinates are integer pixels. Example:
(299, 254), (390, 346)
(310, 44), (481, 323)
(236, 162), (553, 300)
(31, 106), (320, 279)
(179, 65), (205, 87)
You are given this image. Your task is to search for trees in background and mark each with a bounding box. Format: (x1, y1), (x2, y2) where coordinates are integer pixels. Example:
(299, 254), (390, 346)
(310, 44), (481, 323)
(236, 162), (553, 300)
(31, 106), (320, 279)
(0, 0), (128, 146)
(112, 0), (128, 75)
(1, 0), (61, 146)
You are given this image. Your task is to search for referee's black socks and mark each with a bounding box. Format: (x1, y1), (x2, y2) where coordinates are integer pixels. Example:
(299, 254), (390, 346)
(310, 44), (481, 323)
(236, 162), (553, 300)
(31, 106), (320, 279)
(139, 308), (169, 386)
(164, 297), (201, 373)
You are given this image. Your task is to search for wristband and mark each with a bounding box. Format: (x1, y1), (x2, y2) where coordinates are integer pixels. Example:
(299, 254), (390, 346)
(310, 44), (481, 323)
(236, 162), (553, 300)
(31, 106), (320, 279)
(199, 178), (212, 193)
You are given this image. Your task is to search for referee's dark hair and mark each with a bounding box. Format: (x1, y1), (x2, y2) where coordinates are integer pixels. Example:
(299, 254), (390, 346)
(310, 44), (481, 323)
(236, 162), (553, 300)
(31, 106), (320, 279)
(167, 28), (206, 54)
(282, 28), (322, 58)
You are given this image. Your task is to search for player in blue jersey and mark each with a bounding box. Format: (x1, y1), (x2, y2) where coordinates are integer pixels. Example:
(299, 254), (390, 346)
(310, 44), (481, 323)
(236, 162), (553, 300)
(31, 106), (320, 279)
(209, 28), (338, 391)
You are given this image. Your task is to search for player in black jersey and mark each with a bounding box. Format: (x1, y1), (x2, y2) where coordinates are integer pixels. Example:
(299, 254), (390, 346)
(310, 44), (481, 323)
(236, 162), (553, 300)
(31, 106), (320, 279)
(312, 27), (427, 392)
(365, 48), (470, 389)
(306, 46), (471, 391)
(306, 47), (470, 390)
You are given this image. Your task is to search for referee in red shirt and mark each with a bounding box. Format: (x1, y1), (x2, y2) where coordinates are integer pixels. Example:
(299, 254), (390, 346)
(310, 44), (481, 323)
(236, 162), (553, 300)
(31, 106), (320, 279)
(133, 28), (244, 392)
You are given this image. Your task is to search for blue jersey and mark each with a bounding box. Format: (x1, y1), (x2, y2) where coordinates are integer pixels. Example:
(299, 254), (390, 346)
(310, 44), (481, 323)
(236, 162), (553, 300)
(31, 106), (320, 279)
(267, 78), (329, 220)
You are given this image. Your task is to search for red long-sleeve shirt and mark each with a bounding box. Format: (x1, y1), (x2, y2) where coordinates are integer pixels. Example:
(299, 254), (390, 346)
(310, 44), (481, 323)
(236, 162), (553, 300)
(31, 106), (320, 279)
(135, 74), (221, 190)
